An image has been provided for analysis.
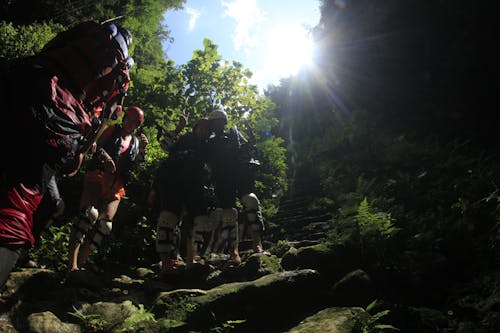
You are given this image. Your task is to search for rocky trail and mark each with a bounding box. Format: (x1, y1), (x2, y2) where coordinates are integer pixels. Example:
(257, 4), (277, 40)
(1, 177), (498, 332)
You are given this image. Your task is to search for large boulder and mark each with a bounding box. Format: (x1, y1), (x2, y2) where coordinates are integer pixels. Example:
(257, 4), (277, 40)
(74, 300), (182, 333)
(285, 307), (370, 333)
(208, 253), (283, 287)
(27, 311), (81, 333)
(3, 269), (60, 297)
(328, 269), (375, 307)
(79, 301), (137, 331)
(281, 242), (361, 282)
(153, 269), (326, 332)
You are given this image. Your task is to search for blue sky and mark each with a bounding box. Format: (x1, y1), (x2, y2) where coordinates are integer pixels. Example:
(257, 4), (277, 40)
(162, 0), (321, 91)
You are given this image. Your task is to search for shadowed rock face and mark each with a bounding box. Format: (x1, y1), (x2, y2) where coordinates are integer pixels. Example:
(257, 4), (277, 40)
(285, 307), (370, 333)
(0, 262), (334, 333)
(153, 269), (327, 332)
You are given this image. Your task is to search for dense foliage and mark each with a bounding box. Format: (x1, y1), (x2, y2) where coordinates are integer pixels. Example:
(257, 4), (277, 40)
(266, 0), (499, 312)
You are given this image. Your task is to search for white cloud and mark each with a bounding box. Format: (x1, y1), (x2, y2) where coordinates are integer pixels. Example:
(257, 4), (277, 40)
(221, 0), (266, 52)
(186, 7), (201, 31)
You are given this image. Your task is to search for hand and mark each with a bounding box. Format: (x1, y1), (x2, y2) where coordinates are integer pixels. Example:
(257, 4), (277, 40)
(103, 158), (116, 174)
(243, 119), (255, 143)
(139, 133), (149, 152)
(90, 142), (97, 154)
(62, 153), (84, 177)
(175, 113), (188, 133)
(100, 149), (116, 173)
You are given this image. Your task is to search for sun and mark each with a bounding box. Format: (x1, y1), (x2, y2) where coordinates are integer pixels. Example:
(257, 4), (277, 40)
(264, 24), (314, 79)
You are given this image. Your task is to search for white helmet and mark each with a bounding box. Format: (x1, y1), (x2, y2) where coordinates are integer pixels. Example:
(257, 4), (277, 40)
(208, 107), (228, 122)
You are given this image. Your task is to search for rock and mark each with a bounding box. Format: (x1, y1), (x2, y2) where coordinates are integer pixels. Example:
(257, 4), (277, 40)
(27, 311), (81, 333)
(3, 269), (60, 297)
(281, 247), (299, 270)
(285, 307), (370, 333)
(111, 275), (144, 290)
(283, 242), (361, 282)
(206, 253), (282, 287)
(0, 320), (18, 333)
(153, 269), (326, 332)
(135, 267), (155, 279)
(238, 253), (282, 280)
(65, 270), (106, 291)
(79, 301), (137, 331)
(328, 269), (375, 307)
(77, 299), (187, 333)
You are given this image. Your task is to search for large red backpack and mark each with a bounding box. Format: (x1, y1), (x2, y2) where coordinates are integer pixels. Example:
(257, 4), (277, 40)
(40, 21), (131, 107)
(32, 21), (132, 170)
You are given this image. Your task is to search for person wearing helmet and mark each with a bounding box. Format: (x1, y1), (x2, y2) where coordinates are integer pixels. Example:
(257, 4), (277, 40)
(67, 106), (148, 271)
(148, 116), (212, 276)
(0, 21), (134, 288)
(206, 107), (268, 266)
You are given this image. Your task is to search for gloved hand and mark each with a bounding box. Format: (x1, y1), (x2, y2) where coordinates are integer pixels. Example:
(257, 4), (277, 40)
(139, 133), (149, 154)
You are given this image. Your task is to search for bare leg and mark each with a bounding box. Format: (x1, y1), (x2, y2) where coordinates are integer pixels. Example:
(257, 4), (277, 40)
(68, 233), (82, 270)
(185, 233), (196, 267)
(184, 215), (196, 267)
(76, 199), (119, 268)
(231, 223), (241, 264)
(68, 178), (100, 270)
(251, 230), (264, 253)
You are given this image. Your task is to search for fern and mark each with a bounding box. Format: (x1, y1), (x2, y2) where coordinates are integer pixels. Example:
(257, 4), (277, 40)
(363, 300), (399, 333)
(356, 198), (397, 238)
(118, 303), (157, 332)
(68, 306), (106, 332)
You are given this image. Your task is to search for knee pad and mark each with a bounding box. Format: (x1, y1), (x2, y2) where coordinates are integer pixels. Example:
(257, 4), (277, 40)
(241, 193), (260, 211)
(90, 218), (112, 250)
(220, 208), (238, 248)
(209, 208), (223, 226)
(193, 214), (214, 233)
(74, 206), (98, 243)
(156, 211), (178, 254)
(221, 208), (238, 228)
(193, 215), (211, 248)
(241, 193), (264, 231)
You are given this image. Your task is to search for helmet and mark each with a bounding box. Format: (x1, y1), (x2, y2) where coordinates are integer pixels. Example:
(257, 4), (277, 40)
(107, 23), (132, 57)
(118, 27), (132, 48)
(208, 108), (228, 122)
(192, 118), (210, 130)
(125, 56), (135, 69)
(124, 106), (144, 124)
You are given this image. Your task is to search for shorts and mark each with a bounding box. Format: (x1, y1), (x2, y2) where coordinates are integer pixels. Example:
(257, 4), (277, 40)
(84, 169), (126, 202)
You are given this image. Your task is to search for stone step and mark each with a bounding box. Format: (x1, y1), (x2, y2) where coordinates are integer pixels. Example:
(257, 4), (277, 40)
(272, 214), (332, 226)
(277, 197), (312, 209)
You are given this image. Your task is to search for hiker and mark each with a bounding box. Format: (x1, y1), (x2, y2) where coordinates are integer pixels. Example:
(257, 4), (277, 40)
(0, 20), (133, 288)
(148, 117), (212, 276)
(207, 107), (268, 265)
(67, 106), (148, 271)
